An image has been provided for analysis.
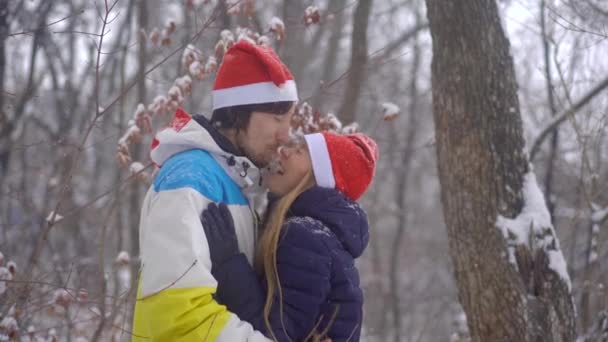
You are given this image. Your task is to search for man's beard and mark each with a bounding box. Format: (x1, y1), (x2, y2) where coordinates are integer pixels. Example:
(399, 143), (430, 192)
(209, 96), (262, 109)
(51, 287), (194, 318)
(245, 150), (268, 168)
(236, 135), (272, 168)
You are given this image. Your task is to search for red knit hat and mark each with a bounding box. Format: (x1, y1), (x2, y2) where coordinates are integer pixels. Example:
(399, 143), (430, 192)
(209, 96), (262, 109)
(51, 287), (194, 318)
(304, 132), (379, 200)
(212, 40), (298, 111)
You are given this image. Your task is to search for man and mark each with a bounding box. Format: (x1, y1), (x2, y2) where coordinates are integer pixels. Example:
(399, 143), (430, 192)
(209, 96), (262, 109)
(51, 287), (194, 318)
(132, 40), (297, 341)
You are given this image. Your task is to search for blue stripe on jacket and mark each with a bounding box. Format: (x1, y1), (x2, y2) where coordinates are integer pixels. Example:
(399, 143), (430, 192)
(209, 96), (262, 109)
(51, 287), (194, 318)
(154, 149), (248, 205)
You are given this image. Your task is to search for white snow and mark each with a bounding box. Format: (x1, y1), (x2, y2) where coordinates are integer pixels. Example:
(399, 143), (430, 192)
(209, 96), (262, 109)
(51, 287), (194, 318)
(168, 85), (184, 102)
(181, 44), (202, 69)
(204, 56), (218, 73)
(381, 102), (400, 121)
(257, 35), (271, 46)
(496, 171), (572, 291)
(237, 33), (256, 44)
(134, 103), (146, 118)
(305, 6), (319, 16)
(118, 124), (141, 146)
(152, 95), (167, 107)
(220, 30), (234, 42)
(188, 61), (202, 77)
(47, 329), (58, 341)
(325, 113), (342, 131)
(48, 177), (59, 187)
(589, 251), (598, 264)
(341, 122), (360, 134)
(129, 162), (145, 174)
(150, 95), (168, 115)
(304, 6), (320, 25)
(117, 267), (132, 291)
(0, 316), (17, 334)
(175, 75), (192, 91)
(45, 211), (64, 224)
(269, 17), (285, 32)
(0, 267), (11, 295)
(592, 206), (608, 223)
(52, 288), (71, 307)
(115, 251), (130, 264)
(286, 217), (331, 235)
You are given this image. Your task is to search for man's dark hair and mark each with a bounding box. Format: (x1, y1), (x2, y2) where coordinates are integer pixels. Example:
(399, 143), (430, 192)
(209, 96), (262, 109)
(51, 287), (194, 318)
(210, 101), (294, 131)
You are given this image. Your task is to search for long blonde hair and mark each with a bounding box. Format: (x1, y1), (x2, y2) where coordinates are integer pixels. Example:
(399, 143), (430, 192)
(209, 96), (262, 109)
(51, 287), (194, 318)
(255, 170), (316, 341)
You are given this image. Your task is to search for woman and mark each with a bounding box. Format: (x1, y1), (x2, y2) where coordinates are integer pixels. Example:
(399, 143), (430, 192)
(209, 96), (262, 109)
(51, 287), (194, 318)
(202, 132), (378, 342)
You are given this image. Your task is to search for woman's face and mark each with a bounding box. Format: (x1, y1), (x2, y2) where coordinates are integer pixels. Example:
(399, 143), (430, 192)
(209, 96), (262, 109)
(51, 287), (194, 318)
(263, 141), (313, 196)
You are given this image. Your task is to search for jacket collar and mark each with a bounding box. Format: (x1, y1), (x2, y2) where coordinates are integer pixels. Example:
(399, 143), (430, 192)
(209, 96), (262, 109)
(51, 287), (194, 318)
(150, 108), (264, 195)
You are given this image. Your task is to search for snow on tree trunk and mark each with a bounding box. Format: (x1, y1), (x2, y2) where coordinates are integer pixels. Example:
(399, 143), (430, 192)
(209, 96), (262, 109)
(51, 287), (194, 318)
(425, 0), (576, 341)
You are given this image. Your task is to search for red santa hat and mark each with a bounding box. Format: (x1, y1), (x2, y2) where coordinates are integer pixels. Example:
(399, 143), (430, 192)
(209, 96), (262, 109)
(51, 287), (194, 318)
(304, 132), (379, 201)
(212, 40), (298, 111)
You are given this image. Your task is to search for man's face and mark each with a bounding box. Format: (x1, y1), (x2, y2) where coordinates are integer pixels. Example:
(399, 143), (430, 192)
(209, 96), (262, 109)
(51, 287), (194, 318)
(236, 104), (295, 168)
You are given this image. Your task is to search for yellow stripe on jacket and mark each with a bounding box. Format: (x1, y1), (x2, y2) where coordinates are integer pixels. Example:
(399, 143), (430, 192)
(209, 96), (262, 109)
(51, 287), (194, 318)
(132, 149), (270, 342)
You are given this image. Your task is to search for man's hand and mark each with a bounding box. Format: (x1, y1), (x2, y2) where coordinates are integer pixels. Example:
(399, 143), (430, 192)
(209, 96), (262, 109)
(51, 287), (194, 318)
(201, 203), (240, 267)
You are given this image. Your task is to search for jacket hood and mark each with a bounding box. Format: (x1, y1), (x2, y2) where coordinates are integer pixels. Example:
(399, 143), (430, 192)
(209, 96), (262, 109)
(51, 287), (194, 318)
(289, 186), (370, 258)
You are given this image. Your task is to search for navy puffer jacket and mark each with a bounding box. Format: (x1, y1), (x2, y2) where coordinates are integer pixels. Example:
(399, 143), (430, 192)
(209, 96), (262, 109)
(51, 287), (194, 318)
(213, 186), (370, 342)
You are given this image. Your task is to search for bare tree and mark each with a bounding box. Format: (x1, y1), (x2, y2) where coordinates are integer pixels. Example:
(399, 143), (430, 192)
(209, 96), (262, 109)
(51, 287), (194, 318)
(426, 0), (576, 340)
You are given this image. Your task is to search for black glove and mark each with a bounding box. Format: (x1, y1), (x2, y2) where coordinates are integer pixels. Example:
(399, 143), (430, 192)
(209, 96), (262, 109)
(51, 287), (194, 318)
(202, 203), (267, 325)
(201, 203), (240, 267)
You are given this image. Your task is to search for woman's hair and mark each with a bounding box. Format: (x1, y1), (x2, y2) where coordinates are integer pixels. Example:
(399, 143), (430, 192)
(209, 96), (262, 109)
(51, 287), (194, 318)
(210, 101), (294, 131)
(255, 169), (315, 341)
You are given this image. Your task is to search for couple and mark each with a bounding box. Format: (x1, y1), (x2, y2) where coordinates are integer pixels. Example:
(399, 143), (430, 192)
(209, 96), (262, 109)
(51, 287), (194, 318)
(132, 40), (378, 342)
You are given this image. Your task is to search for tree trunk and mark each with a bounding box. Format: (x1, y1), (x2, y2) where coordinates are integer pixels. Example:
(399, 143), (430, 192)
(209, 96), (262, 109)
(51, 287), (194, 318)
(425, 0), (576, 341)
(0, 1), (8, 187)
(337, 0), (372, 124)
(388, 20), (422, 342)
(280, 0), (306, 79)
(130, 0), (147, 260)
(540, 0), (559, 221)
(311, 0), (346, 111)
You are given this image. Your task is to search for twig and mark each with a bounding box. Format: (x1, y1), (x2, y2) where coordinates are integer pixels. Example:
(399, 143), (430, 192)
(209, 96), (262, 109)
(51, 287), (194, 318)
(529, 75), (608, 160)
(8, 10), (86, 37)
(51, 30), (104, 37)
(9, 0), (118, 315)
(136, 260), (198, 300)
(91, 184), (122, 341)
(547, 5), (608, 39)
(95, 4), (223, 120)
(13, 4), (223, 312)
(300, 49), (408, 104)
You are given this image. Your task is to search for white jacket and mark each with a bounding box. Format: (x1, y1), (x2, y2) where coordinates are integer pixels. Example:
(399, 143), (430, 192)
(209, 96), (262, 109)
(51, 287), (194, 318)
(132, 108), (271, 341)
